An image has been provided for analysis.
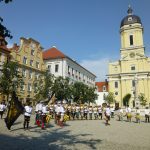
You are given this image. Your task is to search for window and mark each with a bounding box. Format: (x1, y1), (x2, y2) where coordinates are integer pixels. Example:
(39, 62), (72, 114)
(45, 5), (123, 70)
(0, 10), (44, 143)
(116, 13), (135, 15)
(36, 62), (39, 68)
(48, 65), (51, 73)
(28, 83), (32, 92)
(115, 92), (118, 95)
(55, 64), (59, 72)
(30, 60), (33, 66)
(29, 70), (32, 79)
(131, 65), (135, 71)
(103, 86), (106, 92)
(35, 73), (39, 80)
(31, 49), (34, 56)
(20, 83), (25, 91)
(132, 80), (135, 87)
(22, 69), (26, 77)
(23, 56), (27, 64)
(115, 81), (118, 88)
(129, 35), (133, 46)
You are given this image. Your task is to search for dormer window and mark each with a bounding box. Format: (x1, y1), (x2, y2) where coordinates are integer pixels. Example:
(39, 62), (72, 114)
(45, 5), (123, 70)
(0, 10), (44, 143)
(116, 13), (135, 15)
(128, 17), (132, 21)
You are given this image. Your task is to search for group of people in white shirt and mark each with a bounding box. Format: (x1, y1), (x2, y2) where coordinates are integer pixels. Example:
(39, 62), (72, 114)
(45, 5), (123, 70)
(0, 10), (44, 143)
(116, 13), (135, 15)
(117, 105), (150, 123)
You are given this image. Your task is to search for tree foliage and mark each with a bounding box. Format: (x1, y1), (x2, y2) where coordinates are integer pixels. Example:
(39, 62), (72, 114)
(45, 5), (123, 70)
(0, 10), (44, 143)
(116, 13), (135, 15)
(123, 93), (131, 106)
(138, 93), (147, 107)
(0, 0), (12, 3)
(0, 61), (23, 101)
(105, 92), (115, 104)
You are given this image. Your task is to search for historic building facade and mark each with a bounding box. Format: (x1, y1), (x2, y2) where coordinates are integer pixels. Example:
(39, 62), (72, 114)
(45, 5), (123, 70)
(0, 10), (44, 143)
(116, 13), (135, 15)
(95, 81), (108, 105)
(10, 37), (45, 102)
(107, 7), (150, 107)
(43, 46), (96, 87)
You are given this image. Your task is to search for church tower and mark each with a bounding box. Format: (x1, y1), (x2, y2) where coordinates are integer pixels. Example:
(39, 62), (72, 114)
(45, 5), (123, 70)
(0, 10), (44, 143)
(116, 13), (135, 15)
(120, 6), (145, 60)
(108, 6), (150, 108)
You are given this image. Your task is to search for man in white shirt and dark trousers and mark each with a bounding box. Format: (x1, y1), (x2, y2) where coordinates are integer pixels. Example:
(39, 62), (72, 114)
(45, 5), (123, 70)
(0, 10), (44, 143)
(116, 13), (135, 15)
(144, 107), (150, 123)
(23, 101), (32, 130)
(0, 101), (6, 119)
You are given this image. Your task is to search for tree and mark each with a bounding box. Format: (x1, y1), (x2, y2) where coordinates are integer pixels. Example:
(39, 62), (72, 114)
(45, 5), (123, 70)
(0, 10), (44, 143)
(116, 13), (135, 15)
(123, 93), (131, 106)
(138, 93), (147, 107)
(105, 92), (115, 105)
(84, 86), (98, 104)
(0, 61), (23, 101)
(33, 71), (54, 102)
(0, 0), (12, 3)
(52, 76), (71, 101)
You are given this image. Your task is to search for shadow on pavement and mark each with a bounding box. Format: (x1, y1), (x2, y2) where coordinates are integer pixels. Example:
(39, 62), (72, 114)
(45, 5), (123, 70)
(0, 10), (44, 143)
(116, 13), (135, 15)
(0, 128), (102, 150)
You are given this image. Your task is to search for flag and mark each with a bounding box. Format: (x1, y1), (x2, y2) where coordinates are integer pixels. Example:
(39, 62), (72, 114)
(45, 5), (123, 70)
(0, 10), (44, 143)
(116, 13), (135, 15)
(5, 91), (24, 130)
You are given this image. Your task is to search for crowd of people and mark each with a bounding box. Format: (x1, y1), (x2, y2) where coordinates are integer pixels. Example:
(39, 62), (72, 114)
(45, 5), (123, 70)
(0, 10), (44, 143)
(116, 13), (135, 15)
(23, 101), (150, 130)
(1, 100), (150, 130)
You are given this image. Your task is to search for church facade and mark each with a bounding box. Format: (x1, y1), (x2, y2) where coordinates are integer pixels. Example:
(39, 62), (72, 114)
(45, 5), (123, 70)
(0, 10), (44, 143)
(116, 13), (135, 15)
(107, 7), (150, 107)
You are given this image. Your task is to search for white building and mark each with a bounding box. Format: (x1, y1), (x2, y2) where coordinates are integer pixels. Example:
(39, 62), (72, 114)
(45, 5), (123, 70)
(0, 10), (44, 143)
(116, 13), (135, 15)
(95, 81), (108, 105)
(43, 46), (96, 87)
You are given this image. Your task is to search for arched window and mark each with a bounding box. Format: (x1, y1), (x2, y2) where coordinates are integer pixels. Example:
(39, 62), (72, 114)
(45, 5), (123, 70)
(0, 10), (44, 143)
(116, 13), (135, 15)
(130, 35), (133, 46)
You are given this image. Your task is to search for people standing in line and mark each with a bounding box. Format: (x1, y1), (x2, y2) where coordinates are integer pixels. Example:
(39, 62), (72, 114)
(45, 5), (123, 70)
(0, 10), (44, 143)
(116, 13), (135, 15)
(98, 105), (103, 120)
(88, 106), (93, 120)
(110, 106), (115, 118)
(93, 106), (98, 120)
(75, 104), (80, 120)
(126, 105), (132, 122)
(105, 105), (111, 125)
(135, 107), (141, 123)
(0, 101), (6, 119)
(117, 107), (123, 121)
(80, 104), (84, 120)
(23, 101), (32, 130)
(84, 105), (88, 120)
(144, 107), (150, 123)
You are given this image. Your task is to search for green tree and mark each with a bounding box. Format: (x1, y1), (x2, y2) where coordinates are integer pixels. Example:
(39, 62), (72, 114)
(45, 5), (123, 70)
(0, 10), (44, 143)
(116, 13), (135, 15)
(33, 71), (54, 102)
(52, 76), (71, 101)
(138, 93), (147, 107)
(0, 0), (12, 3)
(123, 93), (131, 106)
(0, 61), (23, 101)
(84, 86), (98, 104)
(105, 92), (115, 105)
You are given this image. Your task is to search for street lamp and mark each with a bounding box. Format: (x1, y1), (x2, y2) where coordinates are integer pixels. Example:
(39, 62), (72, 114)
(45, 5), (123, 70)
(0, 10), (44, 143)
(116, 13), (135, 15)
(134, 74), (140, 108)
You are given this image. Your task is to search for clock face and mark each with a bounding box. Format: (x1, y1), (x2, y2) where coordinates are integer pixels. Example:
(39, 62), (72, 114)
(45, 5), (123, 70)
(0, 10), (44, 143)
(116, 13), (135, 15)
(130, 52), (135, 58)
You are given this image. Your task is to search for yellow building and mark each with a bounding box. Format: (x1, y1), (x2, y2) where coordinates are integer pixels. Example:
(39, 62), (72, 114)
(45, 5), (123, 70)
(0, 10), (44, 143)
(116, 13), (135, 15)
(108, 6), (150, 107)
(10, 37), (45, 103)
(0, 37), (11, 101)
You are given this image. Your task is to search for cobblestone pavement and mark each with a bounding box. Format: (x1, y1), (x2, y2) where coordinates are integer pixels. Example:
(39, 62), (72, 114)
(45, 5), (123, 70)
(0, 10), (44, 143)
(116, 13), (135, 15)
(0, 114), (150, 150)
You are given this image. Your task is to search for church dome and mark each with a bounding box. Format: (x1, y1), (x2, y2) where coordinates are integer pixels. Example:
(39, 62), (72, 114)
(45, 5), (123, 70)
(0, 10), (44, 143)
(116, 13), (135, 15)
(120, 6), (142, 28)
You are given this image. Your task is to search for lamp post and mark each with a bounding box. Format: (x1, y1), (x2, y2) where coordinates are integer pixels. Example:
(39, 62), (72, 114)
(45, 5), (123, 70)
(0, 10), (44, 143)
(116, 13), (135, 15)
(134, 74), (140, 108)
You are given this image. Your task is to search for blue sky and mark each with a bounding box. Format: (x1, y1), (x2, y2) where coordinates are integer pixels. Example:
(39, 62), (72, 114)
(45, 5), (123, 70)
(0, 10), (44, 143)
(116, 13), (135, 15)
(0, 0), (150, 81)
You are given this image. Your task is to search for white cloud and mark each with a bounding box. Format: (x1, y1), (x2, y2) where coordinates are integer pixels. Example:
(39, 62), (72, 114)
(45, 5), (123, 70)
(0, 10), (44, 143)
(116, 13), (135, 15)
(7, 42), (13, 48)
(80, 58), (109, 81)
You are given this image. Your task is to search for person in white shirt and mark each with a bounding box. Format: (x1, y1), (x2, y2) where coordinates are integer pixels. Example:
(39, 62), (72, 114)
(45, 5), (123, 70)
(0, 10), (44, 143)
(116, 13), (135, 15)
(105, 105), (111, 125)
(98, 105), (103, 120)
(88, 106), (93, 120)
(117, 107), (123, 121)
(126, 105), (132, 122)
(35, 101), (43, 126)
(144, 107), (150, 123)
(135, 107), (141, 123)
(59, 104), (65, 127)
(23, 101), (32, 130)
(110, 106), (115, 118)
(0, 102), (6, 119)
(41, 103), (49, 129)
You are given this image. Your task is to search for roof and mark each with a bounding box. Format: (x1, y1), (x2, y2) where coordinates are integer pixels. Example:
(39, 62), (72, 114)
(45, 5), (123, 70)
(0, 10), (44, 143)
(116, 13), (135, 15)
(120, 6), (142, 28)
(43, 47), (66, 59)
(95, 81), (108, 92)
(43, 47), (96, 77)
(0, 46), (10, 53)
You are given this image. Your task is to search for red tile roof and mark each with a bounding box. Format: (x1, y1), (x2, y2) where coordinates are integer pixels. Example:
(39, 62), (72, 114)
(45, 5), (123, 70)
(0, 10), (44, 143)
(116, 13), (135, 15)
(95, 82), (108, 92)
(0, 46), (11, 53)
(43, 47), (66, 60)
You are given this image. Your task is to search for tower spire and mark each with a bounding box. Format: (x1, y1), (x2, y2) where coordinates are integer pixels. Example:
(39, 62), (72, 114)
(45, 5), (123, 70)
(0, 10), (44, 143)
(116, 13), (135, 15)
(127, 5), (133, 15)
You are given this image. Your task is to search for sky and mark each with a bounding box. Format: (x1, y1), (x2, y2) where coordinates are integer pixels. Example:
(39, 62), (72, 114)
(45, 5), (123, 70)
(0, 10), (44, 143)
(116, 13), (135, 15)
(0, 0), (150, 81)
